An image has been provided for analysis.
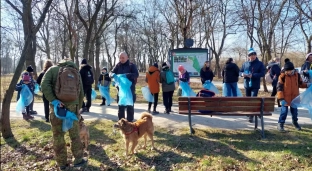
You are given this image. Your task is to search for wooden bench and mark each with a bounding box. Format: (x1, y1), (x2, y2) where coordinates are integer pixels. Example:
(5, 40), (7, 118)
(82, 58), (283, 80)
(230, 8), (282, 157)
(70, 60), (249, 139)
(178, 97), (276, 138)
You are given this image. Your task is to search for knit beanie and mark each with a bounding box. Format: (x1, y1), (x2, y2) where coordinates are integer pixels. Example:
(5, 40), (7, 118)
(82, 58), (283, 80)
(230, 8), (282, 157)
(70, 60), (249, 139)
(153, 62), (158, 68)
(81, 58), (87, 64)
(284, 62), (294, 71)
(248, 48), (256, 56)
(26, 65), (34, 72)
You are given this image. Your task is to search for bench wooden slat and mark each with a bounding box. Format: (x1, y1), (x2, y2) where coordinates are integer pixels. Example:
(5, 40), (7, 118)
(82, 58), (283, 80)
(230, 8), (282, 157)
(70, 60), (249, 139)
(178, 106), (274, 112)
(178, 101), (274, 107)
(178, 97), (276, 102)
(178, 111), (273, 116)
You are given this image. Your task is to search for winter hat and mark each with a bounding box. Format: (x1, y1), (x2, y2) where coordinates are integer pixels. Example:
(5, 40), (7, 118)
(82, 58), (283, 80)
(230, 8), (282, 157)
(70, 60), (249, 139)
(153, 62), (158, 68)
(81, 58), (87, 64)
(26, 65), (34, 72)
(284, 58), (290, 63)
(22, 74), (30, 81)
(178, 65), (185, 72)
(162, 62), (167, 68)
(102, 67), (107, 71)
(248, 48), (256, 56)
(306, 53), (312, 60)
(284, 61), (294, 71)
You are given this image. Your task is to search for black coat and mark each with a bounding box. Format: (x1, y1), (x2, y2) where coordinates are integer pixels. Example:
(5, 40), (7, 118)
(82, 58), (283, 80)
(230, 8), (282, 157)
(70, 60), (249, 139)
(222, 63), (239, 83)
(79, 64), (94, 87)
(200, 67), (214, 84)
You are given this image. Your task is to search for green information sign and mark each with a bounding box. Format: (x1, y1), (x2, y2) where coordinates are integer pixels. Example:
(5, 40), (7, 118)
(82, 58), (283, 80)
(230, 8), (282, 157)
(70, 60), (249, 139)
(169, 48), (209, 77)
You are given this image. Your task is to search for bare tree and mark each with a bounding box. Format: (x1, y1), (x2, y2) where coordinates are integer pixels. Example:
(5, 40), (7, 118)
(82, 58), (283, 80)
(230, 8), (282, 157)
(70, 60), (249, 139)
(1, 0), (53, 139)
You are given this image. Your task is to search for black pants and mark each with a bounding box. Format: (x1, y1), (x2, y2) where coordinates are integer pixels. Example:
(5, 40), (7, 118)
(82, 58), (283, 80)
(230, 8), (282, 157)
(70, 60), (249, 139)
(25, 106), (30, 114)
(148, 93), (159, 111)
(82, 86), (92, 109)
(116, 87), (136, 122)
(29, 95), (34, 111)
(163, 91), (174, 111)
(271, 85), (277, 97)
(43, 94), (50, 120)
(102, 97), (106, 104)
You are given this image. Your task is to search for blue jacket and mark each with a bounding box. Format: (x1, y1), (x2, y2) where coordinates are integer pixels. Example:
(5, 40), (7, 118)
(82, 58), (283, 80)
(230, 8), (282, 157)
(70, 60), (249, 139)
(239, 58), (265, 89)
(111, 60), (139, 93)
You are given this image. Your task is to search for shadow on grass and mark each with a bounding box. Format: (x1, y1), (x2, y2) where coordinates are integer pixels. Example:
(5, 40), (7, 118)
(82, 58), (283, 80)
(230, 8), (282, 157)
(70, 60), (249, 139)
(28, 119), (51, 132)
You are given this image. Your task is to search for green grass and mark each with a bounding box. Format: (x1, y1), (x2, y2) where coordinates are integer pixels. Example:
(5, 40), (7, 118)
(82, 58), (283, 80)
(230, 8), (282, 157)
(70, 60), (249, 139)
(1, 119), (312, 170)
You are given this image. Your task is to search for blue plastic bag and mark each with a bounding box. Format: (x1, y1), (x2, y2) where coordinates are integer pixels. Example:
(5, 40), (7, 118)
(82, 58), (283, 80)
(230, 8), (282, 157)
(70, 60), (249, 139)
(203, 80), (220, 94)
(51, 100), (78, 132)
(291, 85), (312, 120)
(99, 85), (114, 106)
(34, 83), (40, 94)
(222, 83), (242, 97)
(16, 85), (33, 113)
(91, 89), (97, 101)
(180, 82), (196, 97)
(114, 74), (133, 106)
(141, 86), (154, 102)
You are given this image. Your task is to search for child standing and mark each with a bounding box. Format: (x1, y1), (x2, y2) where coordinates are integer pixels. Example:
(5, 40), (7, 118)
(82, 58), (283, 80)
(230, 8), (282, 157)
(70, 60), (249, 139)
(277, 61), (311, 132)
(16, 73), (34, 120)
(98, 67), (111, 106)
(177, 65), (190, 96)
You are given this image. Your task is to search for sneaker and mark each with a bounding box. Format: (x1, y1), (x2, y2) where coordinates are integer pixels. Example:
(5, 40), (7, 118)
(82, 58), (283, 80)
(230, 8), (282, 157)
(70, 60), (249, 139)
(74, 158), (88, 167)
(277, 123), (286, 132)
(59, 164), (69, 170)
(100, 103), (105, 106)
(152, 111), (159, 115)
(164, 109), (170, 114)
(292, 121), (301, 131)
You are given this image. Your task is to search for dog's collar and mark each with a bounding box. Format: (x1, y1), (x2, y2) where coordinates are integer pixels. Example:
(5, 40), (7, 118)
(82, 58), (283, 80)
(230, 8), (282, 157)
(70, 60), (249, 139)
(125, 126), (138, 135)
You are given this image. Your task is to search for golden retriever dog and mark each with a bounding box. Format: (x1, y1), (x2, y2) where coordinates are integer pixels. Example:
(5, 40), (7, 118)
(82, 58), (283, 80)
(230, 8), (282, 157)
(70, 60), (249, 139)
(79, 116), (89, 150)
(114, 112), (154, 155)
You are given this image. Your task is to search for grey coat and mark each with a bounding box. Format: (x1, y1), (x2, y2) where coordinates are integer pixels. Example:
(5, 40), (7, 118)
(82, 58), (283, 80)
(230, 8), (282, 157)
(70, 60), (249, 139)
(160, 68), (175, 92)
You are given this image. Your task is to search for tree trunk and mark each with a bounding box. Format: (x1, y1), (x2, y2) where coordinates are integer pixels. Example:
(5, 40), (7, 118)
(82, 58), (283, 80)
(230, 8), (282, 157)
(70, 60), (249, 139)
(94, 35), (101, 90)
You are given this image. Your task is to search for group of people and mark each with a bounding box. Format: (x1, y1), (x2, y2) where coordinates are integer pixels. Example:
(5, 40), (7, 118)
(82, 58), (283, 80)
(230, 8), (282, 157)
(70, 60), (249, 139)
(218, 48), (312, 132)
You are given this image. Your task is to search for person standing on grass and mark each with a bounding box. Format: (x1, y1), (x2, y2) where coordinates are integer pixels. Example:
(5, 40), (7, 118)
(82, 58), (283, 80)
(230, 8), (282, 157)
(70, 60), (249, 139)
(240, 48), (265, 123)
(277, 61), (310, 132)
(79, 58), (94, 113)
(160, 62), (175, 114)
(146, 62), (160, 114)
(41, 58), (87, 170)
(300, 52), (312, 83)
(200, 61), (214, 85)
(110, 52), (139, 122)
(36, 60), (54, 122)
(15, 73), (34, 120)
(222, 58), (240, 97)
(98, 67), (111, 106)
(266, 57), (281, 97)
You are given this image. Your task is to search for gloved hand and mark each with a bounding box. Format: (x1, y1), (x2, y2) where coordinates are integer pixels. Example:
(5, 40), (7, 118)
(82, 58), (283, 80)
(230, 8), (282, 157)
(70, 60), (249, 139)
(280, 100), (287, 106)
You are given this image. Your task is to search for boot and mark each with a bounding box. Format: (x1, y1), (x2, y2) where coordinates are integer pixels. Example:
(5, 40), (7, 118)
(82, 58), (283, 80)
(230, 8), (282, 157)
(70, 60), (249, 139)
(292, 121), (301, 131)
(27, 113), (34, 119)
(164, 108), (170, 114)
(277, 123), (286, 132)
(22, 113), (29, 120)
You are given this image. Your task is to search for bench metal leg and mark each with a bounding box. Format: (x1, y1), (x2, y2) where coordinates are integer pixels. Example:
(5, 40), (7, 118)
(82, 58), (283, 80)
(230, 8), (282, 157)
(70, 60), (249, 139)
(260, 98), (265, 138)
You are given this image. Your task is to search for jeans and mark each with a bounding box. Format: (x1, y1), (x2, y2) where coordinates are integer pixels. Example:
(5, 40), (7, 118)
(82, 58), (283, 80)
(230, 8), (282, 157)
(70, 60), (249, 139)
(224, 82), (238, 97)
(82, 86), (92, 109)
(148, 93), (159, 111)
(278, 106), (298, 124)
(245, 88), (259, 97)
(43, 94), (50, 120)
(163, 91), (174, 110)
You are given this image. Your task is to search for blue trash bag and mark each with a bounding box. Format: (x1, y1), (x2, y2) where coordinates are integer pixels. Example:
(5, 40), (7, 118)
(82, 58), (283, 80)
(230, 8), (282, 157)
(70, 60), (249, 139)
(16, 85), (34, 113)
(99, 85), (115, 106)
(222, 83), (243, 97)
(179, 81), (196, 97)
(91, 89), (97, 101)
(203, 80), (220, 94)
(291, 85), (312, 120)
(141, 86), (154, 102)
(114, 74), (133, 106)
(34, 83), (40, 94)
(51, 100), (78, 132)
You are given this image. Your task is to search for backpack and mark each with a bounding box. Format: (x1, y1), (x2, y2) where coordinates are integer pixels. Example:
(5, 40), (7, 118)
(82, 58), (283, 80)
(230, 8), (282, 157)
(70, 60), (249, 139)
(265, 70), (273, 83)
(165, 70), (175, 84)
(55, 66), (80, 102)
(196, 89), (215, 97)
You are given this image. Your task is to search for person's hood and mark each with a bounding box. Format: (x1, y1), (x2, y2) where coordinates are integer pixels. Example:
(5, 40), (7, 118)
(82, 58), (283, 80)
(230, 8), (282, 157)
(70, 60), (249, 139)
(80, 64), (92, 70)
(306, 53), (312, 61)
(225, 63), (236, 69)
(58, 60), (78, 70)
(267, 61), (279, 68)
(148, 66), (159, 75)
